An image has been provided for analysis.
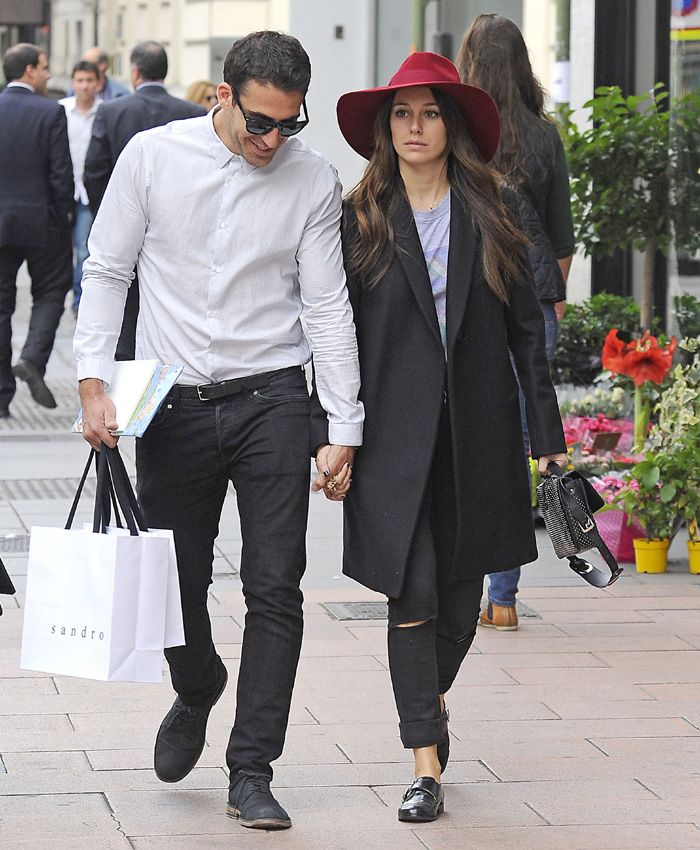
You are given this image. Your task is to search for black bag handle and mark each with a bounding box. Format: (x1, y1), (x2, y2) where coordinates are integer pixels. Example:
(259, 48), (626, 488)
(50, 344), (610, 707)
(104, 446), (148, 534)
(65, 447), (130, 534)
(545, 463), (622, 588)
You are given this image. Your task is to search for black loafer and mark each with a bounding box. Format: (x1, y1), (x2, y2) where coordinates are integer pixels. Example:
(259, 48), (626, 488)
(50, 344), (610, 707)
(437, 707), (450, 774)
(154, 661), (228, 782)
(12, 359), (56, 408)
(227, 772), (292, 830)
(398, 776), (444, 822)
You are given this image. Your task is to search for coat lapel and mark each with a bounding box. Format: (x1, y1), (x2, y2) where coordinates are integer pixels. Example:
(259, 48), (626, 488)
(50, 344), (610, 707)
(394, 199), (442, 347)
(446, 192), (477, 358)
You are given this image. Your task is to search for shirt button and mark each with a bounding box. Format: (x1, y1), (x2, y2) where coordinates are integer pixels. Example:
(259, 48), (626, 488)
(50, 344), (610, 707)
(220, 222), (227, 229)
(213, 267), (221, 273)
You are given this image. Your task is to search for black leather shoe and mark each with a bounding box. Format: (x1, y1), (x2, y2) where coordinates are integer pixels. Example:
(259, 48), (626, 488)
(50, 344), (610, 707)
(153, 662), (228, 783)
(12, 360), (56, 408)
(437, 707), (450, 773)
(227, 772), (292, 830)
(397, 776), (444, 822)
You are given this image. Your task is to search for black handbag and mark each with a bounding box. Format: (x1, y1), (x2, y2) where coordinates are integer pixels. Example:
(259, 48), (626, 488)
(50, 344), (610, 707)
(536, 463), (623, 588)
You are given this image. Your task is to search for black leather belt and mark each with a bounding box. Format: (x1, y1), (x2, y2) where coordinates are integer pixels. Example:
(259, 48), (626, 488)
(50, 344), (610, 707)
(174, 366), (302, 402)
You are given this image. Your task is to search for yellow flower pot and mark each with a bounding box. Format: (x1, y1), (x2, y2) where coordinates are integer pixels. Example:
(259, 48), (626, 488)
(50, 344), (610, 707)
(633, 538), (670, 573)
(689, 540), (700, 575)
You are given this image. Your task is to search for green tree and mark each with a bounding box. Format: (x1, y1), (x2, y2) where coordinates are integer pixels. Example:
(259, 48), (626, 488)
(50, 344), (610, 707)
(558, 85), (700, 330)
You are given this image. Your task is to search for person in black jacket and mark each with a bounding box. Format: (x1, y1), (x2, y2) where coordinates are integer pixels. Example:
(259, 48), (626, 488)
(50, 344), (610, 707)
(83, 41), (205, 359)
(315, 52), (568, 823)
(0, 44), (74, 417)
(457, 14), (576, 631)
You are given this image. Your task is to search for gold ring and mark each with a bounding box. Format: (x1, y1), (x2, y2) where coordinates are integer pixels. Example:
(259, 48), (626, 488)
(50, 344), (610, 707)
(326, 476), (337, 492)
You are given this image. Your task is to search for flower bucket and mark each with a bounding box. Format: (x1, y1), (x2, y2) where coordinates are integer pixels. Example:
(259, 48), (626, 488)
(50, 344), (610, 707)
(633, 538), (670, 573)
(595, 509), (645, 563)
(689, 540), (700, 575)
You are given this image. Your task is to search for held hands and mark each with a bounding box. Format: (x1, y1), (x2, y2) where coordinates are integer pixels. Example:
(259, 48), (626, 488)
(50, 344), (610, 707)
(538, 453), (569, 476)
(79, 378), (119, 450)
(312, 444), (357, 502)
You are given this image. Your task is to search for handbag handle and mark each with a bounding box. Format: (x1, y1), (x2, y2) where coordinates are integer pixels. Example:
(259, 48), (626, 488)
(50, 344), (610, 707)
(104, 445), (148, 535)
(65, 447), (131, 534)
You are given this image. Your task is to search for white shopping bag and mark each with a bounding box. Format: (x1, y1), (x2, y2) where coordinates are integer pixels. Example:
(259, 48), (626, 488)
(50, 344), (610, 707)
(97, 524), (184, 649)
(20, 525), (171, 681)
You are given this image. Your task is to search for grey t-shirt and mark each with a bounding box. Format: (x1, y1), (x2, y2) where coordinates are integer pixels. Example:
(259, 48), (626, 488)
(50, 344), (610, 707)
(413, 192), (451, 350)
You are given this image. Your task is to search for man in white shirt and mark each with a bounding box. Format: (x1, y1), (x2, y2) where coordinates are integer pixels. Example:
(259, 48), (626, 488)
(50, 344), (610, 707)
(74, 31), (363, 830)
(59, 61), (101, 316)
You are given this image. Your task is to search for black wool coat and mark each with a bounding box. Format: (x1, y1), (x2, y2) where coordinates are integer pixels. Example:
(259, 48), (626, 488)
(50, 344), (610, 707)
(320, 192), (566, 599)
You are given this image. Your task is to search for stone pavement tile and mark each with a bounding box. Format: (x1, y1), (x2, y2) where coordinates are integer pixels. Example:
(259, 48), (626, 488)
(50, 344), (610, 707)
(420, 823), (700, 849)
(641, 682), (700, 700)
(290, 691), (398, 726)
(131, 829), (427, 849)
(528, 596), (700, 612)
(637, 773), (700, 801)
(296, 655), (386, 673)
(0, 750), (227, 794)
(329, 721), (599, 764)
(594, 649), (700, 681)
(482, 754), (640, 783)
(272, 759), (494, 788)
(541, 697), (699, 720)
(210, 616), (244, 643)
(556, 621), (696, 638)
(449, 717), (696, 744)
(302, 587), (386, 604)
(434, 688), (560, 722)
(0, 792), (119, 839)
(468, 679), (651, 701)
(521, 778), (697, 826)
(105, 785), (391, 836)
(0, 676), (56, 696)
(502, 666), (690, 689)
(518, 586), (608, 599)
(8, 839), (132, 849)
(535, 610), (656, 624)
(1, 724), (156, 753)
(0, 647), (50, 677)
(606, 582), (700, 598)
(460, 651), (608, 669)
(590, 735), (700, 765)
(472, 633), (698, 653)
(86, 748), (226, 771)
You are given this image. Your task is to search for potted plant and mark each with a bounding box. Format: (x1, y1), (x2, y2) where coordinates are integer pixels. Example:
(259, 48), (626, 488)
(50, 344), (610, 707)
(614, 452), (684, 573)
(647, 338), (700, 571)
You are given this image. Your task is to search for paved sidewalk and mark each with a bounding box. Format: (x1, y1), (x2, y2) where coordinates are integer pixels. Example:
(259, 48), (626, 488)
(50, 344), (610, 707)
(2, 268), (700, 849)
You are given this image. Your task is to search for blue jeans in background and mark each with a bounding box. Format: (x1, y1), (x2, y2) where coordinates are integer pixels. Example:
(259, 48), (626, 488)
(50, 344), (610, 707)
(488, 302), (559, 607)
(72, 202), (93, 312)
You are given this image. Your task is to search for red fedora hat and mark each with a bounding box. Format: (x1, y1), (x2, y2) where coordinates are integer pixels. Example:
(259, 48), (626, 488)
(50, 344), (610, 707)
(336, 52), (500, 163)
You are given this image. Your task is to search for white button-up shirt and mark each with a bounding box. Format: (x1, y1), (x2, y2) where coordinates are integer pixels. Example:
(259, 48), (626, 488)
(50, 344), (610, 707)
(74, 109), (363, 446)
(58, 95), (100, 205)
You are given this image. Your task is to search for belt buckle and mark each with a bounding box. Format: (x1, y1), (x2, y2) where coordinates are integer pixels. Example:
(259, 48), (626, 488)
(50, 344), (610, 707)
(196, 382), (213, 402)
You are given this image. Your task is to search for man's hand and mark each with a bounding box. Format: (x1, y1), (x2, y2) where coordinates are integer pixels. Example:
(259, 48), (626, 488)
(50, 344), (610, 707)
(79, 378), (119, 450)
(312, 444), (357, 501)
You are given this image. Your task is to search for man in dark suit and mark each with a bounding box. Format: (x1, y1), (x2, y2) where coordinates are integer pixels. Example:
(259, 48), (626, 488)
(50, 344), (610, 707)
(84, 41), (205, 359)
(0, 44), (74, 417)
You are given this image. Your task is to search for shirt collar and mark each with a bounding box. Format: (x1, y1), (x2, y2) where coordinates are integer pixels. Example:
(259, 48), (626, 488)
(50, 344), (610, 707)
(7, 81), (34, 92)
(136, 81), (166, 91)
(62, 95), (100, 116)
(207, 105), (255, 173)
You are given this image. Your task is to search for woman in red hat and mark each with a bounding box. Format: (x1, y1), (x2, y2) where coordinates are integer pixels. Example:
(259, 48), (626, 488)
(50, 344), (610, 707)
(313, 52), (567, 822)
(457, 14), (576, 633)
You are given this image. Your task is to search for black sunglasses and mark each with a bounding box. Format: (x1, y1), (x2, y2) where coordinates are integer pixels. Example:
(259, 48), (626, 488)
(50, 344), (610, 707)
(231, 86), (309, 137)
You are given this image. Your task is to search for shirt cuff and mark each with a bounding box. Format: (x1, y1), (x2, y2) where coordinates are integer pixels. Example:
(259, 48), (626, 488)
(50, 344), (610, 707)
(328, 422), (363, 447)
(76, 358), (113, 386)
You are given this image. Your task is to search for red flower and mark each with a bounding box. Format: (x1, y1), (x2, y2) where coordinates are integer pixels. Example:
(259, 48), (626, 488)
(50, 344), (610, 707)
(601, 329), (627, 373)
(601, 329), (676, 387)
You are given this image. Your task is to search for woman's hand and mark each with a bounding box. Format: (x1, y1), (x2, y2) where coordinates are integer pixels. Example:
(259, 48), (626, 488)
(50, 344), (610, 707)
(538, 453), (568, 476)
(312, 444), (356, 501)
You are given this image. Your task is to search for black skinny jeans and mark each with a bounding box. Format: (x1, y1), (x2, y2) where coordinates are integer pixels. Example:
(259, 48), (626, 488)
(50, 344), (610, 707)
(387, 406), (483, 749)
(136, 366), (311, 781)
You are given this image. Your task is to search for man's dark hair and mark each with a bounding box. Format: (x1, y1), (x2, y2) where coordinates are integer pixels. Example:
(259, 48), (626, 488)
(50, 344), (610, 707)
(223, 31), (311, 95)
(71, 60), (99, 79)
(130, 41), (168, 82)
(3, 43), (42, 84)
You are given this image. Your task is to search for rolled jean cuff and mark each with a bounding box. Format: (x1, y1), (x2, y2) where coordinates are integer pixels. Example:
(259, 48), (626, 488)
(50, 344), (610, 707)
(398, 716), (446, 749)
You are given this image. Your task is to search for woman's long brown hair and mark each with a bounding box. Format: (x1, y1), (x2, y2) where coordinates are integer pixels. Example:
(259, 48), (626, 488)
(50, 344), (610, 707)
(455, 13), (555, 184)
(344, 90), (528, 301)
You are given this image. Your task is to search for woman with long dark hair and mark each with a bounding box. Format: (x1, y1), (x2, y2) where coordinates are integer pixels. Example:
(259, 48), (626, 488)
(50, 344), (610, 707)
(312, 53), (567, 823)
(457, 14), (575, 631)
